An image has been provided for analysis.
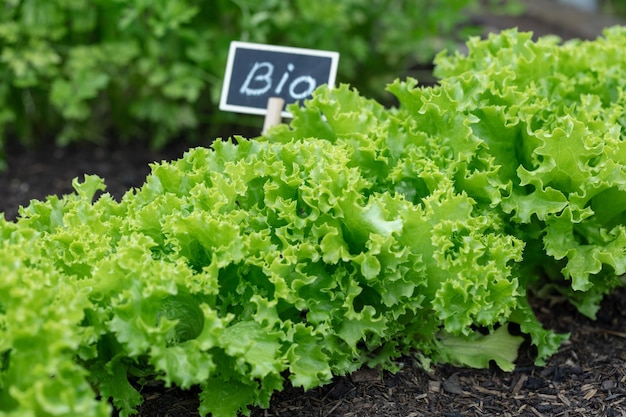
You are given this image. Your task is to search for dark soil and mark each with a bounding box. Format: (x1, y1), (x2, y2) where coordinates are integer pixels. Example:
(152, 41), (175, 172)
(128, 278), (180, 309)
(1, 1), (625, 416)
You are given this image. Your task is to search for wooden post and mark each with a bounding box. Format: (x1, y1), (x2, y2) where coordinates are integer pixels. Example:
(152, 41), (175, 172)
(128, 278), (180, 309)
(262, 97), (284, 134)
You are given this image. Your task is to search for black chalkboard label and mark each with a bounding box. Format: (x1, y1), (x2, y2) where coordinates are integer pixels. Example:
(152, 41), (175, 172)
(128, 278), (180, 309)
(219, 41), (339, 117)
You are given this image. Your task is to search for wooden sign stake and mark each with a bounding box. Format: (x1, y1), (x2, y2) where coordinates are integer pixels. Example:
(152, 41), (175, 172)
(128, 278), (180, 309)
(219, 41), (339, 136)
(262, 97), (284, 134)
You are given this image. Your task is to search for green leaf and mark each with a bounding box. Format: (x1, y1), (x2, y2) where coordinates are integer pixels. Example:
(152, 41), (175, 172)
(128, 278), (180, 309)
(220, 321), (285, 379)
(434, 326), (524, 371)
(286, 324), (333, 390)
(199, 377), (258, 417)
(90, 358), (142, 417)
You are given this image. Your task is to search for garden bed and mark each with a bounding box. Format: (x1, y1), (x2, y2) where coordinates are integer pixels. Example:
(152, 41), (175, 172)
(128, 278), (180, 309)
(1, 1), (625, 416)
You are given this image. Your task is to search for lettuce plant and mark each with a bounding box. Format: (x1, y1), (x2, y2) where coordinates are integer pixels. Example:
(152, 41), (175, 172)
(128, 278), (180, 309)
(2, 27), (626, 417)
(431, 26), (626, 316)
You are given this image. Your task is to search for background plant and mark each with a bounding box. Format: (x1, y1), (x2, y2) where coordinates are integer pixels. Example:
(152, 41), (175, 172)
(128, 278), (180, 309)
(0, 0), (517, 168)
(602, 0), (626, 16)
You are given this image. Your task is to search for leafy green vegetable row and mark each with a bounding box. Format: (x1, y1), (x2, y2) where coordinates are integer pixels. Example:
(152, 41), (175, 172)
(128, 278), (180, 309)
(2, 27), (626, 417)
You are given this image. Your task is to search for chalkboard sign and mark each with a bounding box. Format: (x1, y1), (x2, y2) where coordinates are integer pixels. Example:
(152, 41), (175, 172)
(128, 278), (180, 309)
(219, 41), (339, 117)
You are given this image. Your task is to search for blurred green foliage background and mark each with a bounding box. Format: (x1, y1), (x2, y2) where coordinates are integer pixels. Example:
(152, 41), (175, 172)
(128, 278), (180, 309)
(0, 0), (516, 162)
(602, 0), (626, 15)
